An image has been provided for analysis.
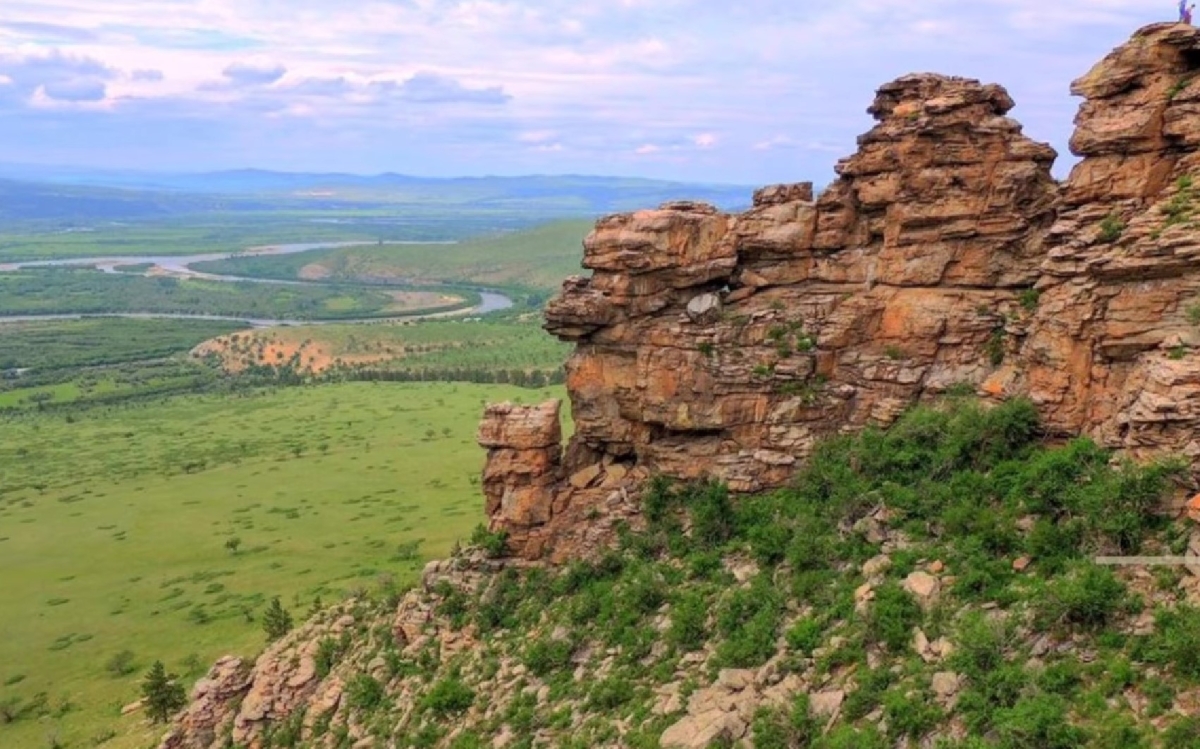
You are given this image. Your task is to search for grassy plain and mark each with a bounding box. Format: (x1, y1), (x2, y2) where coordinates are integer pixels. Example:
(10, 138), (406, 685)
(0, 381), (566, 749)
(0, 269), (478, 321)
(0, 318), (249, 373)
(0, 215), (515, 263)
(191, 219), (592, 294)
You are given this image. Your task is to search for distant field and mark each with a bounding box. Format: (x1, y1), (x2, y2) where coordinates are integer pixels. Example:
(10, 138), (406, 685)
(191, 219), (593, 293)
(195, 318), (570, 383)
(0, 214), (530, 263)
(0, 381), (567, 749)
(0, 318), (250, 373)
(0, 268), (477, 321)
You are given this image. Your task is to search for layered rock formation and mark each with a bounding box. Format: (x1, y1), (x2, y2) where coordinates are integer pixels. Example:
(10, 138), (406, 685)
(482, 23), (1200, 560)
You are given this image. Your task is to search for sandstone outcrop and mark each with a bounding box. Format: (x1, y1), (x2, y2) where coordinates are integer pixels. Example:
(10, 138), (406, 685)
(481, 23), (1200, 560)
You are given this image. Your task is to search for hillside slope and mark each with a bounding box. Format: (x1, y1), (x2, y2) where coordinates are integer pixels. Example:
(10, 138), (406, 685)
(160, 400), (1200, 749)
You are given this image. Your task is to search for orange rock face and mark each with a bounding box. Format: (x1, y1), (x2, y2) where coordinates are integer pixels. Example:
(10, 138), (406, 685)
(481, 23), (1200, 560)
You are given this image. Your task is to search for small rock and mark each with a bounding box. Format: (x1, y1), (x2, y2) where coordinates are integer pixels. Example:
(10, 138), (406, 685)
(660, 710), (747, 749)
(686, 293), (723, 325)
(931, 672), (960, 698)
(929, 560), (945, 574)
(862, 554), (893, 579)
(718, 669), (755, 691)
(1187, 493), (1200, 523)
(1013, 556), (1032, 572)
(904, 571), (940, 604)
(913, 628), (930, 657)
(810, 689), (845, 718)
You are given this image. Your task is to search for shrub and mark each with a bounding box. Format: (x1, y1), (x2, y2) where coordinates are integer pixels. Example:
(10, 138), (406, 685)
(1098, 214), (1125, 243)
(346, 674), (385, 712)
(668, 591), (709, 652)
(685, 481), (736, 548)
(422, 677), (475, 716)
(866, 582), (920, 653)
(992, 694), (1087, 749)
(1037, 564), (1125, 631)
(104, 650), (136, 678)
(1137, 604), (1200, 680)
(524, 638), (574, 676)
(1161, 714), (1200, 748)
(883, 688), (942, 740)
(785, 617), (823, 656)
(470, 524), (508, 558)
(586, 676), (635, 711)
(715, 576), (782, 668)
(314, 636), (347, 679)
(750, 694), (817, 749)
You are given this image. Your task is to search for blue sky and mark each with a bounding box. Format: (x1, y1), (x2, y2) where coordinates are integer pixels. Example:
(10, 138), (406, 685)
(0, 1), (1178, 184)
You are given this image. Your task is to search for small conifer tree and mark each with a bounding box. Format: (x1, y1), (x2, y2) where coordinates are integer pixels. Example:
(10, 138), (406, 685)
(262, 596), (293, 641)
(141, 660), (186, 723)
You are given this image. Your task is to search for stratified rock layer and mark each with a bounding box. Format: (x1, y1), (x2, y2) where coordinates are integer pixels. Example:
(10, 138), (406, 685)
(482, 23), (1200, 560)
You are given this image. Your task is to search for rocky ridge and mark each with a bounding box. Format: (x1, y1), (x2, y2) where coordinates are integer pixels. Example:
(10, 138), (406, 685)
(485, 22), (1200, 561)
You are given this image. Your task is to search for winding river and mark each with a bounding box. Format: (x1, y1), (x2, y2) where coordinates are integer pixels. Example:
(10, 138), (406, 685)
(0, 241), (514, 328)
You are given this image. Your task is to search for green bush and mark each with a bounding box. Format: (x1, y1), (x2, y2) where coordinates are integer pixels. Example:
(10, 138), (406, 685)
(715, 576), (782, 668)
(422, 677), (475, 716)
(470, 524), (508, 558)
(750, 694), (817, 749)
(883, 688), (942, 740)
(668, 591), (709, 652)
(992, 694), (1087, 749)
(866, 582), (920, 653)
(1137, 604), (1200, 680)
(104, 649), (137, 678)
(524, 638), (575, 676)
(1098, 214), (1125, 243)
(346, 674), (385, 712)
(1162, 714), (1200, 749)
(785, 617), (823, 656)
(1037, 564), (1125, 631)
(585, 676), (635, 711)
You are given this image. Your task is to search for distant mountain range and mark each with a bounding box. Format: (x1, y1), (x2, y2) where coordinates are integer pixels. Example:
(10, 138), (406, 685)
(0, 164), (756, 223)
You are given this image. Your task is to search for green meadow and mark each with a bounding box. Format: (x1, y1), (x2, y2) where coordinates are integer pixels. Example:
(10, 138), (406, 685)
(192, 219), (593, 294)
(0, 381), (566, 749)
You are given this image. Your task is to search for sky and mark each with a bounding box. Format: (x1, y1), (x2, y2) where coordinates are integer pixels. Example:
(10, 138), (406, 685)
(0, 1), (1180, 185)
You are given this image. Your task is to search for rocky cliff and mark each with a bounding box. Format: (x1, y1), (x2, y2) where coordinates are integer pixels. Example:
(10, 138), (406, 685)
(482, 22), (1200, 561)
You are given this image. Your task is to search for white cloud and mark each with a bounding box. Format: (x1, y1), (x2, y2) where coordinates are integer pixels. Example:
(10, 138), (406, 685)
(0, 0), (1174, 181)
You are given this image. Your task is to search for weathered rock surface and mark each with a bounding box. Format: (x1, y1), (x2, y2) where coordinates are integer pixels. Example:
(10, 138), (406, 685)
(478, 23), (1200, 561)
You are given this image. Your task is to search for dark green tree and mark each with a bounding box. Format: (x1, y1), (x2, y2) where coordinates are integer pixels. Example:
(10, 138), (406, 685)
(141, 660), (186, 723)
(262, 596), (293, 641)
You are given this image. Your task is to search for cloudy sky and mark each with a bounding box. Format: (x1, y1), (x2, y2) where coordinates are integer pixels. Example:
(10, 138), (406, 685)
(0, 1), (1176, 184)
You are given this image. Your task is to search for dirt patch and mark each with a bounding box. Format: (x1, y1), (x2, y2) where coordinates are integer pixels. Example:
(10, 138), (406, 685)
(384, 291), (466, 312)
(193, 331), (407, 375)
(297, 263), (333, 281)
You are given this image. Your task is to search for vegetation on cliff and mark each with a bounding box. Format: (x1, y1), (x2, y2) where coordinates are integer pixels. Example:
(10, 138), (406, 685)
(164, 398), (1200, 749)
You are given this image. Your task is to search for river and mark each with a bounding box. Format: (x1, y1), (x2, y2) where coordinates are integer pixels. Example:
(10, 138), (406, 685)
(0, 241), (514, 327)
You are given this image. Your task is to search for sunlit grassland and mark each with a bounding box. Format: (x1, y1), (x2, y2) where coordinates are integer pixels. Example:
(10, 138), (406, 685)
(0, 381), (567, 749)
(192, 219), (593, 293)
(0, 318), (250, 373)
